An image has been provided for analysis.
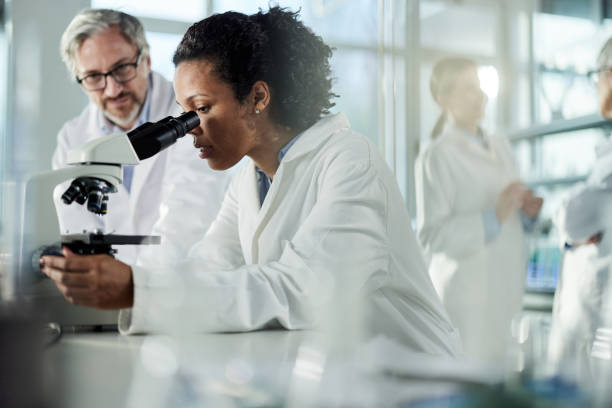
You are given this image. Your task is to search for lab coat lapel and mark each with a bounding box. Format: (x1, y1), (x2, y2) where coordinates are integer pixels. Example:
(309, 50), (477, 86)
(126, 72), (177, 224)
(447, 126), (498, 163)
(241, 162), (262, 262)
(86, 104), (103, 142)
(480, 133), (499, 162)
(128, 153), (158, 210)
(281, 113), (350, 163)
(254, 160), (287, 225)
(246, 113), (350, 261)
(253, 113), (349, 226)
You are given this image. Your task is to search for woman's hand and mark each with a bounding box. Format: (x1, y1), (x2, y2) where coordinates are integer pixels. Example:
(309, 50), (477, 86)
(522, 190), (543, 218)
(496, 181), (527, 223)
(41, 248), (134, 310)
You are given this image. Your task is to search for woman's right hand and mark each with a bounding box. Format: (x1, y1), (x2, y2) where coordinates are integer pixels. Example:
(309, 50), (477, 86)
(41, 248), (134, 310)
(496, 181), (526, 223)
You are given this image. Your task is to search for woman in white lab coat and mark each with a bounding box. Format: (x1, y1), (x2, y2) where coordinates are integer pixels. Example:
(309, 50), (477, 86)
(415, 58), (542, 362)
(41, 7), (461, 356)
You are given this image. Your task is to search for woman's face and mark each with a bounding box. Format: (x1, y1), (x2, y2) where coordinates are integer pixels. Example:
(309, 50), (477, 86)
(597, 67), (612, 118)
(440, 66), (486, 128)
(174, 59), (255, 170)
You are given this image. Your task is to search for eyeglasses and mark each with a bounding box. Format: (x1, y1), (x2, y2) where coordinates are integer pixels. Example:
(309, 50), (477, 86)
(76, 52), (143, 91)
(587, 66), (611, 85)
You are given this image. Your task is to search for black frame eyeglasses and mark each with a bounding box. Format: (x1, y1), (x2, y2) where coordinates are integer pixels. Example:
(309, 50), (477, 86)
(76, 51), (143, 91)
(586, 66), (611, 85)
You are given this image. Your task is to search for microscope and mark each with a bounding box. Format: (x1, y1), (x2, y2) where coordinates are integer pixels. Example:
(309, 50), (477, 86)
(14, 111), (199, 325)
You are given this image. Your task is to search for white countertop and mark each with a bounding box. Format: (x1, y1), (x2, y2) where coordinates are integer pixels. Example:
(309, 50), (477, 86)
(42, 328), (498, 408)
(46, 329), (310, 408)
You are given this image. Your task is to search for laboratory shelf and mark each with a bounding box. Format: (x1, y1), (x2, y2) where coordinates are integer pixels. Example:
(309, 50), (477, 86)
(523, 290), (554, 313)
(509, 113), (612, 142)
(526, 175), (587, 188)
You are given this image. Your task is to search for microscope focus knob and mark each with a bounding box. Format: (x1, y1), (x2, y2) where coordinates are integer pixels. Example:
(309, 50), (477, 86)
(31, 244), (63, 276)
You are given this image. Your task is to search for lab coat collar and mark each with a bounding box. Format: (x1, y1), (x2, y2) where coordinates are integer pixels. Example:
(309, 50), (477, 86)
(280, 113), (350, 163)
(248, 113), (350, 230)
(596, 137), (612, 159)
(589, 138), (612, 186)
(442, 121), (497, 161)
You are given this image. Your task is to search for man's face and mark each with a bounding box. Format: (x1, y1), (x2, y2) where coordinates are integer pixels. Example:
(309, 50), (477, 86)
(76, 26), (151, 130)
(598, 66), (612, 119)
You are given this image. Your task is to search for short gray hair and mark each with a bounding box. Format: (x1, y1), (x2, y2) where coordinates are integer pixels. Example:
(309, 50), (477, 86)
(60, 8), (150, 78)
(597, 37), (612, 68)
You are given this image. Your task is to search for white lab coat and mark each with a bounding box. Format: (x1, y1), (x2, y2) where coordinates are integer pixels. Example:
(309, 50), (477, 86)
(549, 139), (612, 376)
(415, 123), (526, 362)
(119, 113), (462, 356)
(51, 71), (230, 265)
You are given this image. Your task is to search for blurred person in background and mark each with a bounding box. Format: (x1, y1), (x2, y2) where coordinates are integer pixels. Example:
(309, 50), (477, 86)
(53, 9), (229, 265)
(415, 57), (543, 363)
(549, 38), (612, 380)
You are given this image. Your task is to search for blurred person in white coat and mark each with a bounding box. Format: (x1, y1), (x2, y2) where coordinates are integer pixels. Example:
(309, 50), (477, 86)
(415, 57), (542, 362)
(41, 8), (462, 355)
(52, 9), (229, 265)
(549, 38), (612, 378)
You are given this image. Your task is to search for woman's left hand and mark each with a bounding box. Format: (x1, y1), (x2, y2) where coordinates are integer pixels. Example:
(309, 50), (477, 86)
(522, 190), (543, 218)
(41, 248), (134, 310)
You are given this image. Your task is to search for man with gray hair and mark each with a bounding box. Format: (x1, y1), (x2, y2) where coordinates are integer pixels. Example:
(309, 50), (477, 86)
(548, 37), (612, 381)
(52, 9), (229, 266)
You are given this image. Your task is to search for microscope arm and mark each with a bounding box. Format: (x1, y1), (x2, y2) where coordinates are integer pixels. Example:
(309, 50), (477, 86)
(17, 164), (122, 288)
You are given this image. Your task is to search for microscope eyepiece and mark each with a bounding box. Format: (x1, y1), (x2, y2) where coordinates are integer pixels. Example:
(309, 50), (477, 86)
(174, 111), (200, 135)
(127, 111), (200, 160)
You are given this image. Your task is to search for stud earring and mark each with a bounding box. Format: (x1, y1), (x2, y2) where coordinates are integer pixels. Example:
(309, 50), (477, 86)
(255, 109), (260, 114)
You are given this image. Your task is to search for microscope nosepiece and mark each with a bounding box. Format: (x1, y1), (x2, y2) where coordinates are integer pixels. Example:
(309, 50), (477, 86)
(86, 189), (105, 214)
(61, 179), (86, 205)
(60, 177), (115, 215)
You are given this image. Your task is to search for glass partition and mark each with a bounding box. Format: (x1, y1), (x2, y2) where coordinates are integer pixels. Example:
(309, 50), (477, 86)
(146, 31), (183, 81)
(0, 3), (9, 300)
(91, 0), (205, 22)
(533, 13), (603, 123)
(511, 3), (612, 292)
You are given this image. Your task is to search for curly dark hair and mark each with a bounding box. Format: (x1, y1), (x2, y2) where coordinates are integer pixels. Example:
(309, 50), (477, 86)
(173, 7), (336, 132)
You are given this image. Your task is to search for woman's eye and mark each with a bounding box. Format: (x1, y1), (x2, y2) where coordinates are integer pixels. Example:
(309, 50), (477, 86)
(197, 105), (210, 113)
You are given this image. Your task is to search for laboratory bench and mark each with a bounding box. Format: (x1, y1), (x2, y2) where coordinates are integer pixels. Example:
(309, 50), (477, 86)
(2, 318), (594, 407)
(39, 328), (509, 408)
(0, 292), (560, 407)
(44, 329), (307, 408)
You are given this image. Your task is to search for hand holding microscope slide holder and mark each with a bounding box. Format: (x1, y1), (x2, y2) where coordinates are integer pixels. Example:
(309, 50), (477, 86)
(16, 112), (200, 291)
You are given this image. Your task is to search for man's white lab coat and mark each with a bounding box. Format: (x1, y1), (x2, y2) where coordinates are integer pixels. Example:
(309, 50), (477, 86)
(415, 123), (526, 362)
(120, 113), (462, 356)
(549, 138), (612, 376)
(52, 72), (230, 265)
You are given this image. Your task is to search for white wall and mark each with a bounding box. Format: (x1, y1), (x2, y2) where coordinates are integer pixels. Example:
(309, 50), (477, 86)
(5, 0), (89, 176)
